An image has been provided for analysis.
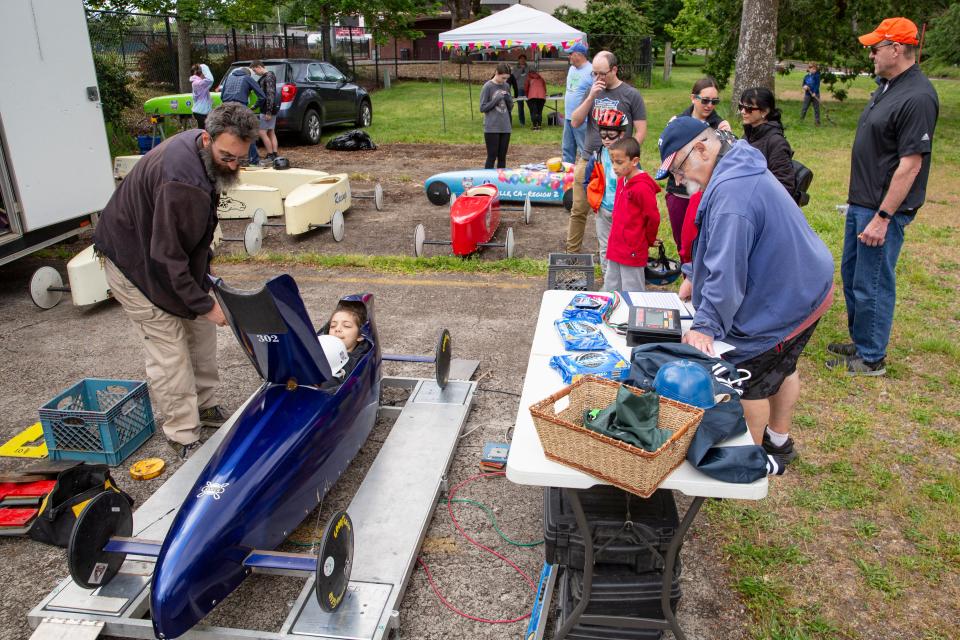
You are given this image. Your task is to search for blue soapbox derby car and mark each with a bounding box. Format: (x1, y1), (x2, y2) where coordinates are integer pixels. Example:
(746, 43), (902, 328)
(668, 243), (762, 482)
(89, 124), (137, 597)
(424, 158), (575, 210)
(64, 274), (451, 639)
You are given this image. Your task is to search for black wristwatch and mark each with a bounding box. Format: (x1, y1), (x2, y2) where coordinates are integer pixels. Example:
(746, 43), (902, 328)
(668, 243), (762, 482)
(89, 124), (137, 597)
(877, 209), (893, 220)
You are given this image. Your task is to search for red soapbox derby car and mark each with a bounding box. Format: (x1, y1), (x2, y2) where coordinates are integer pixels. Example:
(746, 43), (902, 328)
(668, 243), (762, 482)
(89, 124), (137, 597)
(413, 184), (530, 258)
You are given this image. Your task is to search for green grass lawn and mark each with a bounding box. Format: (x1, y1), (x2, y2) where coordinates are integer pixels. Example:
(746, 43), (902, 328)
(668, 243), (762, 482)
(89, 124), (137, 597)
(347, 64), (960, 640)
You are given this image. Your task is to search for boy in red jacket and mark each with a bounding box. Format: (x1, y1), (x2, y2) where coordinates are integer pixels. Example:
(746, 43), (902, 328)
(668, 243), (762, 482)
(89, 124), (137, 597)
(603, 137), (662, 292)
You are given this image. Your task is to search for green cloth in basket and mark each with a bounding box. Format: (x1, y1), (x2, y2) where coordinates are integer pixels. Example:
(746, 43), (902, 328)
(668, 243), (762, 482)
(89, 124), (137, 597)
(583, 386), (670, 452)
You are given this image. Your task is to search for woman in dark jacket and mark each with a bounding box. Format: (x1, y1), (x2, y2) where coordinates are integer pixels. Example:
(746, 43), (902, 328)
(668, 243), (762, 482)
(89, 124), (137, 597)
(738, 87), (796, 196)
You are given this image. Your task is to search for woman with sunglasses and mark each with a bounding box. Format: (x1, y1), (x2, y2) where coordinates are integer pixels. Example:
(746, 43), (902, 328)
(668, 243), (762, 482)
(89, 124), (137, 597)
(664, 77), (730, 251)
(739, 87), (796, 195)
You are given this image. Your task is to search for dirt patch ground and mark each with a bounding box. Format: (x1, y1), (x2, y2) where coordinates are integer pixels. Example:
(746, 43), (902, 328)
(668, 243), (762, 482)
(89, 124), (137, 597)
(216, 142), (596, 261)
(0, 256), (750, 640)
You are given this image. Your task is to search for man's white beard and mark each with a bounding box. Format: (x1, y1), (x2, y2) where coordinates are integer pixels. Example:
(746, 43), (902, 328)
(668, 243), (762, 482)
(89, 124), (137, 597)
(683, 180), (702, 196)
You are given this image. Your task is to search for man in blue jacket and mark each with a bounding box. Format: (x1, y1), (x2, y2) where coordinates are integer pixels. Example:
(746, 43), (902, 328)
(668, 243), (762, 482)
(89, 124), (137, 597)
(800, 63), (821, 125)
(220, 66), (265, 165)
(655, 117), (834, 465)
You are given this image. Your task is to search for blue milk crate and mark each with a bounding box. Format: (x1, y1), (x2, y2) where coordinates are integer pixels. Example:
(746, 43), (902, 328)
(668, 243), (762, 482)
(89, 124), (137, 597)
(137, 135), (162, 154)
(39, 379), (155, 466)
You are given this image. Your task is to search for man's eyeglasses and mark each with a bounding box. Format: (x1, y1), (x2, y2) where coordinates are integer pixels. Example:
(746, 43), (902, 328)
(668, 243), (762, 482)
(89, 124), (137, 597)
(599, 130), (621, 140)
(591, 68), (613, 78)
(695, 95), (721, 106)
(869, 41), (897, 55)
(670, 143), (699, 179)
(214, 148), (241, 164)
(738, 103), (760, 114)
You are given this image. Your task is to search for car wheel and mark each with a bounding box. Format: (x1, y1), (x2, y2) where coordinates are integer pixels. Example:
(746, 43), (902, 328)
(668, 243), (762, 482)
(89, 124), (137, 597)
(562, 188), (573, 211)
(300, 108), (322, 145)
(356, 101), (372, 128)
(426, 181), (451, 206)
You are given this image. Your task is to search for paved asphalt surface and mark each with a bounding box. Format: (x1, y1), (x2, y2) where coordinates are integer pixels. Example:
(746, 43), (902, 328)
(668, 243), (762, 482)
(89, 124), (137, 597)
(0, 254), (749, 640)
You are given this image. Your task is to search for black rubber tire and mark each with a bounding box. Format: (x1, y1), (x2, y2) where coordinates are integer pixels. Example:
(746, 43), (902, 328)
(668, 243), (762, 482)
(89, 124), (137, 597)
(426, 181), (451, 206)
(300, 108), (322, 145)
(356, 100), (373, 128)
(562, 188), (573, 211)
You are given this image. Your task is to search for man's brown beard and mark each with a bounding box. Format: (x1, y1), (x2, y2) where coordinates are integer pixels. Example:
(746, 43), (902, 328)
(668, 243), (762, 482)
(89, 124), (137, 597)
(199, 146), (240, 193)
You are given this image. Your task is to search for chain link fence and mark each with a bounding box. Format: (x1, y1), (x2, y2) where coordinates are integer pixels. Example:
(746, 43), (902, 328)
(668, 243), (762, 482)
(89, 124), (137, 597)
(87, 10), (652, 91)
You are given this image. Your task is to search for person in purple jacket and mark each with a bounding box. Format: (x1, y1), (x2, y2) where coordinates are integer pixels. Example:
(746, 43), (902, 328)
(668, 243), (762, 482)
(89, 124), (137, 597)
(189, 63), (214, 129)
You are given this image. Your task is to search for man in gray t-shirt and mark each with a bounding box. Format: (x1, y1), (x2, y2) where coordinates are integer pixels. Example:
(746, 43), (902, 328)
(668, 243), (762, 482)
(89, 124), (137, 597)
(565, 50), (647, 253)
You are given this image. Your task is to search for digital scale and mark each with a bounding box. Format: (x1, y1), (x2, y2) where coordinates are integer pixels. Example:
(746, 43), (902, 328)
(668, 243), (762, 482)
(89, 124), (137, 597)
(626, 306), (682, 346)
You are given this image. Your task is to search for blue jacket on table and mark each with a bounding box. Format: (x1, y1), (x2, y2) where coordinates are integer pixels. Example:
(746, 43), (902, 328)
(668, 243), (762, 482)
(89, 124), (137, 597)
(220, 68), (265, 110)
(688, 140), (833, 364)
(627, 343), (771, 483)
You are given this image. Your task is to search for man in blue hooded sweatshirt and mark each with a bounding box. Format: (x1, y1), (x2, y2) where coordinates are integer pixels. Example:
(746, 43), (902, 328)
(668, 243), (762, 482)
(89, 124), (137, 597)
(220, 66), (265, 165)
(655, 117), (834, 465)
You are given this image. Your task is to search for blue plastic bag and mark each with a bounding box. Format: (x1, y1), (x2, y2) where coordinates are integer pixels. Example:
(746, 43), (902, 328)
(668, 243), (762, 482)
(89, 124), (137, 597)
(561, 293), (613, 324)
(554, 319), (610, 351)
(549, 350), (630, 384)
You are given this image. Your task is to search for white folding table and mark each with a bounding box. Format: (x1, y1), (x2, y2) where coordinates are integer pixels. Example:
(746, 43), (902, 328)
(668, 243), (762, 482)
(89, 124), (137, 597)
(507, 290), (767, 639)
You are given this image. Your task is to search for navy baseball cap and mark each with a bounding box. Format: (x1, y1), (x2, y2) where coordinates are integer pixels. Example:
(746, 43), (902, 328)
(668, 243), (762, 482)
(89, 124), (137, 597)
(655, 117), (710, 180)
(568, 43), (588, 55)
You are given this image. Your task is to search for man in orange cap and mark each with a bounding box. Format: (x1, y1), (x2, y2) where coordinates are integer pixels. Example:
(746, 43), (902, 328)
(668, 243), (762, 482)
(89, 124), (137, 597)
(826, 17), (939, 376)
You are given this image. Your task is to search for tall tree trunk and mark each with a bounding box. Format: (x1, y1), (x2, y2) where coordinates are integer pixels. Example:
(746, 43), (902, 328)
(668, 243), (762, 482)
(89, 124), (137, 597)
(663, 40), (673, 82)
(321, 8), (332, 61)
(731, 0), (778, 112)
(177, 17), (192, 92)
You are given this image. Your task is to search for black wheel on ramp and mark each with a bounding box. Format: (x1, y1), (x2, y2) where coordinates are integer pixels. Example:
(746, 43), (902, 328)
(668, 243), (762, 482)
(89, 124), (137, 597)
(435, 328), (452, 389)
(315, 510), (354, 612)
(68, 490), (133, 589)
(426, 181), (451, 206)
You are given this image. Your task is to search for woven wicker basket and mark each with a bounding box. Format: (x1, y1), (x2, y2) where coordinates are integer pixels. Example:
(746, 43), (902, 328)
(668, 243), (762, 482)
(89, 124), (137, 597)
(529, 376), (705, 498)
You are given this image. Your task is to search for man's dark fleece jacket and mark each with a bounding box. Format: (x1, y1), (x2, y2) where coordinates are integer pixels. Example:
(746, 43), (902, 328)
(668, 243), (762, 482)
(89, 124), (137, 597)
(94, 131), (218, 319)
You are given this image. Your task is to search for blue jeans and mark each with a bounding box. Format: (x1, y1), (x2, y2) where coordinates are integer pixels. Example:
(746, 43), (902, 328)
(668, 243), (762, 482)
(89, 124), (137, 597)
(562, 119), (586, 164)
(248, 141), (259, 165)
(840, 204), (912, 362)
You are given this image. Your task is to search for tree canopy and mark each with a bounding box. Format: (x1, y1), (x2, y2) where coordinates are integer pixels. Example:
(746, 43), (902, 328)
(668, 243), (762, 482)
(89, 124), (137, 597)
(554, 0), (651, 80)
(667, 0), (956, 93)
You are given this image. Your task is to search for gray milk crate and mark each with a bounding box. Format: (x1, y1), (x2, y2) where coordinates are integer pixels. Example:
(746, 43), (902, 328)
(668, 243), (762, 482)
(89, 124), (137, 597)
(548, 253), (596, 291)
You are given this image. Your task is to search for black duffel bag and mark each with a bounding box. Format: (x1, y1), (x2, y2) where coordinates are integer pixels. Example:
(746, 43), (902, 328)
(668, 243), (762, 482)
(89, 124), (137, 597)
(28, 463), (133, 547)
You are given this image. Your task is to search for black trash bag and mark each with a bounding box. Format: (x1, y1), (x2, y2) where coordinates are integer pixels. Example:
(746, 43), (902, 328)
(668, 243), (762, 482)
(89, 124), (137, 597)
(325, 129), (377, 151)
(28, 463), (134, 547)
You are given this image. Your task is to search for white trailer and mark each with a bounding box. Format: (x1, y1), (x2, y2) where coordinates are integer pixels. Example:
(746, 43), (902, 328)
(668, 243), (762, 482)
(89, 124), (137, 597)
(0, 0), (115, 267)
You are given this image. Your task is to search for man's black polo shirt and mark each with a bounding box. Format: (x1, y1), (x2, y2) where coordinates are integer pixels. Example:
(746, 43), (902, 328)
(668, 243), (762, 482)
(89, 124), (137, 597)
(848, 64), (939, 213)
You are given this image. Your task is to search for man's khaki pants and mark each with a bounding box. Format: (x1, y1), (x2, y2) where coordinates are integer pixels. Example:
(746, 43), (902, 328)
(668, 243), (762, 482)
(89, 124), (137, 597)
(565, 156), (590, 253)
(104, 259), (218, 445)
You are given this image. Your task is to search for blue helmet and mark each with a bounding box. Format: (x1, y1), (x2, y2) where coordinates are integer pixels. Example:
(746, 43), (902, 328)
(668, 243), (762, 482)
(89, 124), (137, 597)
(653, 360), (716, 409)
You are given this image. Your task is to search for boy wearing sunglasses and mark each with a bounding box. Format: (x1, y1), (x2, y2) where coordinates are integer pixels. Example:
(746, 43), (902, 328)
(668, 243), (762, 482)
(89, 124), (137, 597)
(583, 108), (628, 273)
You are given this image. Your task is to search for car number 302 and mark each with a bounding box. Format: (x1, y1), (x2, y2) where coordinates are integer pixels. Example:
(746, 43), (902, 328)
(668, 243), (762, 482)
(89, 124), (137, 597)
(255, 334), (279, 343)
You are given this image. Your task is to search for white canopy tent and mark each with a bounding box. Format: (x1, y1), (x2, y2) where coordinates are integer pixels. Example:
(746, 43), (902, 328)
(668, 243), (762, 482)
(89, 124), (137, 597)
(438, 5), (585, 51)
(436, 5), (586, 130)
